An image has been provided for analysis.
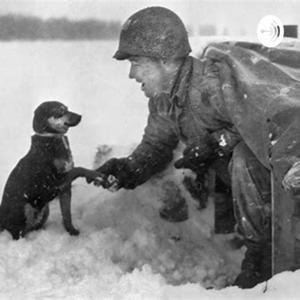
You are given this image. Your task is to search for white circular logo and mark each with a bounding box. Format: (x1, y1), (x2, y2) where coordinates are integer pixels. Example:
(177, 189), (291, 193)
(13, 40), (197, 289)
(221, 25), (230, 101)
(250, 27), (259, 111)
(257, 15), (284, 47)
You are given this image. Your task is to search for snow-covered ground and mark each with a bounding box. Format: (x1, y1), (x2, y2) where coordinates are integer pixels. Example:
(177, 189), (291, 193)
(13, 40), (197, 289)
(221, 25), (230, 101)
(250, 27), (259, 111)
(0, 38), (299, 299)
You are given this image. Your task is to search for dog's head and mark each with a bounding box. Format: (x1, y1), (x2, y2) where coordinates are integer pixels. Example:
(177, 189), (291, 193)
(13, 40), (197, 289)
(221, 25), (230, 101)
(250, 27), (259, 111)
(33, 101), (82, 134)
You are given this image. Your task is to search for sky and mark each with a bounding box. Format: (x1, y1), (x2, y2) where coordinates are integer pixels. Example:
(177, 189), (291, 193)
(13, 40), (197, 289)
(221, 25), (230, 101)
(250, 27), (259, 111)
(0, 0), (300, 37)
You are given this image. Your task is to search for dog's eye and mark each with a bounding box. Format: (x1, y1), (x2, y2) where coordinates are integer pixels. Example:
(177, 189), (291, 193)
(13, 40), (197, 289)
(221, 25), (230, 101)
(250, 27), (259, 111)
(54, 106), (67, 118)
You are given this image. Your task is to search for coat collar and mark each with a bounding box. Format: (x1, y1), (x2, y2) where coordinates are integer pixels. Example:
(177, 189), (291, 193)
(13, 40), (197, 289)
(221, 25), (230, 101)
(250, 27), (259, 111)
(170, 56), (194, 108)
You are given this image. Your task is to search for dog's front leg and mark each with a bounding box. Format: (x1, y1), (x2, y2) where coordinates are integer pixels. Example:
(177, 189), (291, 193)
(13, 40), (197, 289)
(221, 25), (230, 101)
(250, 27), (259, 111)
(58, 186), (80, 236)
(58, 167), (103, 192)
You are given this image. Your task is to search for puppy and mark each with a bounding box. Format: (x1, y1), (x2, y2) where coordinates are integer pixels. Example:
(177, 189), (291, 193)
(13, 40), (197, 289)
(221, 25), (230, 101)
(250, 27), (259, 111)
(0, 101), (101, 239)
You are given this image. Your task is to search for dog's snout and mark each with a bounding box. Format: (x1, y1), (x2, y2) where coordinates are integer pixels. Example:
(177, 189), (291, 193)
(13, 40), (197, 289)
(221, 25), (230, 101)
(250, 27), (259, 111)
(66, 112), (82, 127)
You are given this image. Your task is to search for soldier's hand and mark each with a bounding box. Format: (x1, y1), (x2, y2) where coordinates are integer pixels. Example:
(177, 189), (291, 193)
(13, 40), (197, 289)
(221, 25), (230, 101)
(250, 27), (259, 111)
(174, 145), (210, 172)
(94, 158), (129, 191)
(174, 157), (190, 169)
(104, 175), (120, 191)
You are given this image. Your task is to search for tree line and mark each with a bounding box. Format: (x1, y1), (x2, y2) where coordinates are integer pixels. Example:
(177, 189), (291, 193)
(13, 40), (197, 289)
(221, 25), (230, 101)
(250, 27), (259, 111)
(0, 15), (121, 40)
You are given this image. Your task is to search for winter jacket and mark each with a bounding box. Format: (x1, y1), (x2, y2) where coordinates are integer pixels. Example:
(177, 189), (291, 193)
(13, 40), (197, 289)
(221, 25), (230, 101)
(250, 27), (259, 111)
(112, 41), (300, 190)
(203, 41), (300, 173)
(116, 54), (240, 188)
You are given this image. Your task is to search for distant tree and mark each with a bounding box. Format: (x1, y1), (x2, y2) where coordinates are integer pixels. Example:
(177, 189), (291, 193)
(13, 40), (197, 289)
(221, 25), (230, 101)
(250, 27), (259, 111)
(198, 24), (217, 36)
(0, 15), (22, 40)
(0, 14), (121, 40)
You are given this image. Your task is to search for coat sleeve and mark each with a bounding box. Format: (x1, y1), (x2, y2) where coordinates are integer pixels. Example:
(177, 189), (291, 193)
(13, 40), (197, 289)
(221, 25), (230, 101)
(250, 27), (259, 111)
(123, 94), (179, 188)
(185, 58), (241, 159)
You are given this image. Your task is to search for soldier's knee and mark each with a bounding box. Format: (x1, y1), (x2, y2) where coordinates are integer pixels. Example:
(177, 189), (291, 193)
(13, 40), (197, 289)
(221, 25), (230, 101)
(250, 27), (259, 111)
(232, 143), (249, 172)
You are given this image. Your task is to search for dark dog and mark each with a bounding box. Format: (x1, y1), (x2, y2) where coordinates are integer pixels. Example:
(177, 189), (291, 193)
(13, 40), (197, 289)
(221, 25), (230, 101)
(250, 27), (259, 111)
(0, 101), (101, 239)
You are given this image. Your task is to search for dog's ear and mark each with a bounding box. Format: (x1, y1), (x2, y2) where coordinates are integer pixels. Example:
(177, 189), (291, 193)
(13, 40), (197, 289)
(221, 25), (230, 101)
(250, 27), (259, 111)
(33, 106), (47, 133)
(33, 101), (64, 133)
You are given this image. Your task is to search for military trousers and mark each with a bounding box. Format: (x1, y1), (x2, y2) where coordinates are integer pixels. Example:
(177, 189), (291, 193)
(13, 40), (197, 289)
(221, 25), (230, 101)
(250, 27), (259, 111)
(230, 142), (271, 243)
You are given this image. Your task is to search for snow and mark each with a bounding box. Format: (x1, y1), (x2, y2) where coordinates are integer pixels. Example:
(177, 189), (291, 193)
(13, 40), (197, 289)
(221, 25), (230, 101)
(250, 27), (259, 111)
(0, 39), (299, 299)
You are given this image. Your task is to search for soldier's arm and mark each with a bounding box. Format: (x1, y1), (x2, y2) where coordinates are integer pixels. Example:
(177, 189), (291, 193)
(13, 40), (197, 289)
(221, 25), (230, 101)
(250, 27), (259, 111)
(97, 94), (179, 189)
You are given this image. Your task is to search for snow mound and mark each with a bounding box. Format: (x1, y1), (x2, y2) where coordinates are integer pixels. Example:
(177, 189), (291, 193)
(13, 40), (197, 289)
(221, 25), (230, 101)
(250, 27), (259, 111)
(0, 144), (244, 299)
(82, 144), (244, 288)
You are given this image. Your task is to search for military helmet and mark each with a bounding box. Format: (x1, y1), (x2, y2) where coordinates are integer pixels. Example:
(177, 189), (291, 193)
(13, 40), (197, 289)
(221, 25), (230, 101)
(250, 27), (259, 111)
(114, 6), (191, 60)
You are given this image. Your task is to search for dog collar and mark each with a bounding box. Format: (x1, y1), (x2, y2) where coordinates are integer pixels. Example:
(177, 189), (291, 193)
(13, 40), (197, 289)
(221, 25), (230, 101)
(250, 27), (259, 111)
(32, 134), (70, 152)
(34, 133), (69, 149)
(34, 133), (65, 138)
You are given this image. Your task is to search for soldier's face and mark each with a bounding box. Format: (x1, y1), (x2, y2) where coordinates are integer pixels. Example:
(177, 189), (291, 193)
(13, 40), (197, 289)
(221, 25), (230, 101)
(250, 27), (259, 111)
(128, 56), (171, 98)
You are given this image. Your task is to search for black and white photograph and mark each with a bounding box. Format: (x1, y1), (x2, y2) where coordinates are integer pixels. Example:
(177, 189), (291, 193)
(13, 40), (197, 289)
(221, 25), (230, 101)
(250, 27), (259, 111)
(0, 0), (300, 298)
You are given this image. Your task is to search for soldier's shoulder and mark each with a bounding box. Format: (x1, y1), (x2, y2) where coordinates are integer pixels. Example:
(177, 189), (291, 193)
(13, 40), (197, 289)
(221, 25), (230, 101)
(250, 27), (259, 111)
(189, 56), (219, 94)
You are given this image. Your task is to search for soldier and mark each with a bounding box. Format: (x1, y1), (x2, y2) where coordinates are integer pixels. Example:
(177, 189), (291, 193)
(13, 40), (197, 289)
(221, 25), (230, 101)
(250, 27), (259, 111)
(95, 6), (300, 288)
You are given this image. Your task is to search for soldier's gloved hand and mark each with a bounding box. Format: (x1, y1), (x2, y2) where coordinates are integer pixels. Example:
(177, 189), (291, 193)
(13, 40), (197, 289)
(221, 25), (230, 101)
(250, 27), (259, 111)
(174, 143), (216, 172)
(211, 129), (241, 154)
(96, 157), (140, 191)
(282, 161), (300, 195)
(93, 158), (125, 191)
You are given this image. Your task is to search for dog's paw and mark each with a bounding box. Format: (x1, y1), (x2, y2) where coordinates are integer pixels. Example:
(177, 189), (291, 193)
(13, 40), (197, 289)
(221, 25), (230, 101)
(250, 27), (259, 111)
(66, 227), (80, 236)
